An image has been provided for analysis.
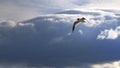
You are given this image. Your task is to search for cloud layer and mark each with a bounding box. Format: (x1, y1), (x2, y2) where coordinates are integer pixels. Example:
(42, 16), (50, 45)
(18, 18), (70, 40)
(91, 60), (120, 68)
(0, 8), (120, 68)
(0, 0), (79, 21)
(0, 0), (120, 21)
(0, 0), (120, 68)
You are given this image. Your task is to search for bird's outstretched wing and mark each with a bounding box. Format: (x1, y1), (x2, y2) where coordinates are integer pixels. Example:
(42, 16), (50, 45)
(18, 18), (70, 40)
(72, 21), (80, 32)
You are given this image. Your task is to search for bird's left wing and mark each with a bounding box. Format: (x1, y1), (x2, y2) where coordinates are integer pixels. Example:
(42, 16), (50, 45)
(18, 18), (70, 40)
(72, 21), (80, 32)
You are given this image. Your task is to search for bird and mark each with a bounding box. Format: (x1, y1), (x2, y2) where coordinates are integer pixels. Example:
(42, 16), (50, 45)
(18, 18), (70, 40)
(72, 17), (89, 32)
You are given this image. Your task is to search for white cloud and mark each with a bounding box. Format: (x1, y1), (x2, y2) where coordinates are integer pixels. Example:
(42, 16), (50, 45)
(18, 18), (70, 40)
(0, 0), (80, 21)
(81, 0), (120, 10)
(78, 29), (83, 34)
(1, 60), (120, 68)
(0, 20), (35, 29)
(91, 60), (120, 68)
(62, 60), (120, 68)
(0, 0), (120, 21)
(18, 22), (34, 27)
(97, 26), (120, 40)
(0, 20), (17, 28)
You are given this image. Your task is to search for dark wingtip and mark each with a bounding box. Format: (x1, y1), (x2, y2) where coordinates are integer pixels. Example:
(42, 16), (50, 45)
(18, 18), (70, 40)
(72, 23), (75, 33)
(72, 28), (74, 33)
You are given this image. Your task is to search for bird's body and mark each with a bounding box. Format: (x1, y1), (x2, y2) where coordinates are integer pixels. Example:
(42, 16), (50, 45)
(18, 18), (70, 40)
(72, 17), (88, 32)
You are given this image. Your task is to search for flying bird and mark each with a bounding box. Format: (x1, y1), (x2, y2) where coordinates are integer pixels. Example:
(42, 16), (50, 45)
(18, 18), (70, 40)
(72, 17), (89, 32)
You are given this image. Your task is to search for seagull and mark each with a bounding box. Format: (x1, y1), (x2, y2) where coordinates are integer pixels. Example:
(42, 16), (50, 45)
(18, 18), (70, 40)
(72, 17), (89, 32)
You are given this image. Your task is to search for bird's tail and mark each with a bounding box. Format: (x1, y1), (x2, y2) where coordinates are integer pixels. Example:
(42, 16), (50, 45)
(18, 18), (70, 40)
(86, 19), (90, 23)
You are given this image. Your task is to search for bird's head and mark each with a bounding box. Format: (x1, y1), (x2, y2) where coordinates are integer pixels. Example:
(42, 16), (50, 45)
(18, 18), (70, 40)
(77, 18), (80, 20)
(81, 17), (86, 20)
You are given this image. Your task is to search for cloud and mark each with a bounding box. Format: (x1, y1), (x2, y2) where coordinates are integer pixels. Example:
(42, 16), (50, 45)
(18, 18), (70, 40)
(0, 0), (80, 21)
(0, 20), (17, 28)
(0, 2), (40, 21)
(0, 0), (120, 21)
(91, 60), (120, 68)
(81, 0), (120, 10)
(78, 29), (83, 34)
(64, 60), (120, 68)
(97, 26), (120, 40)
(1, 0), (120, 68)
(0, 9), (120, 68)
(0, 60), (120, 68)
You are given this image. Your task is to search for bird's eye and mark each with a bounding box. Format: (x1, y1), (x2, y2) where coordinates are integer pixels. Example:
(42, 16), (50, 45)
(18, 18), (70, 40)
(77, 18), (80, 20)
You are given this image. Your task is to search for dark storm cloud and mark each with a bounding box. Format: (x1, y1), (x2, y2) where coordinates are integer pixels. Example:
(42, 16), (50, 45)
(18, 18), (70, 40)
(0, 9), (120, 68)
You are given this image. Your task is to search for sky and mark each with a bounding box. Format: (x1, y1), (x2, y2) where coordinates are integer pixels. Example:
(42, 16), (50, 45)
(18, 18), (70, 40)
(0, 0), (120, 68)
(0, 0), (120, 21)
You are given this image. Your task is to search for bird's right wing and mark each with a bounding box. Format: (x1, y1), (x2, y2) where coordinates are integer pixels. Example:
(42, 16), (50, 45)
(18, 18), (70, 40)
(72, 21), (80, 32)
